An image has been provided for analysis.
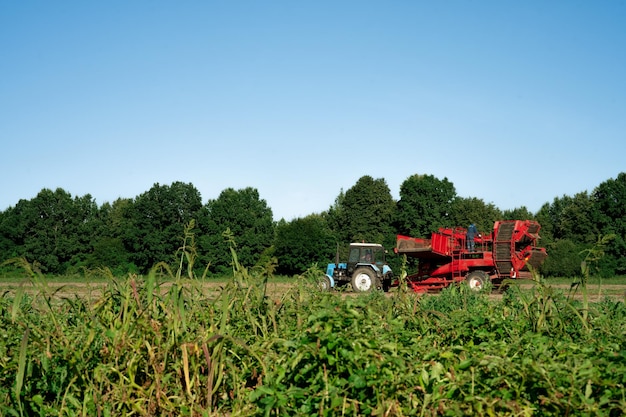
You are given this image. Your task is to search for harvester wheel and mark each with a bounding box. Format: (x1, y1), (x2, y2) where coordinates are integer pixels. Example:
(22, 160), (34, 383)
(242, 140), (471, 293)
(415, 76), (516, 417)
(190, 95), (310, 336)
(466, 271), (489, 292)
(351, 268), (375, 292)
(318, 275), (332, 292)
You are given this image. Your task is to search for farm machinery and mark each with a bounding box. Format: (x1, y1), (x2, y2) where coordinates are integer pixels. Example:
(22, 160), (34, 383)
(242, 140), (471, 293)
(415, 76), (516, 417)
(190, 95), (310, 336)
(321, 243), (393, 292)
(394, 220), (547, 292)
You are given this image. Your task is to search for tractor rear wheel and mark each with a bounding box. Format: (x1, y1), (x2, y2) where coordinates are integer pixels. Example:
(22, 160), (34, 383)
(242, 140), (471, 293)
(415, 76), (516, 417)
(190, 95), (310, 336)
(351, 268), (375, 292)
(466, 271), (489, 291)
(318, 275), (332, 292)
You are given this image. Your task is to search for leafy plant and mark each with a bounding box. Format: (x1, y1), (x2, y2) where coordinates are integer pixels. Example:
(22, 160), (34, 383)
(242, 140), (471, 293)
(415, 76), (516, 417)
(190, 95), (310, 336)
(2, 249), (626, 416)
(574, 234), (616, 315)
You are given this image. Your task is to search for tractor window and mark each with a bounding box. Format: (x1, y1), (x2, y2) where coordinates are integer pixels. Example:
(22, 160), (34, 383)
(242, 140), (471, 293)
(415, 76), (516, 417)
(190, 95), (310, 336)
(360, 248), (373, 263)
(373, 249), (384, 265)
(349, 248), (360, 263)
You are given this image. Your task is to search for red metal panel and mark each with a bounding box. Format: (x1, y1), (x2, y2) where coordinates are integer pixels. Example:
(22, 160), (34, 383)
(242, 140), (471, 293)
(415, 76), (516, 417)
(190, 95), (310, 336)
(430, 233), (450, 255)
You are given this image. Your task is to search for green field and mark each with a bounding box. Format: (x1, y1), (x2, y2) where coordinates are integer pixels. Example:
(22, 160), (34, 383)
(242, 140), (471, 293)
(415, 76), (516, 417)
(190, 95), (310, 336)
(1, 262), (625, 416)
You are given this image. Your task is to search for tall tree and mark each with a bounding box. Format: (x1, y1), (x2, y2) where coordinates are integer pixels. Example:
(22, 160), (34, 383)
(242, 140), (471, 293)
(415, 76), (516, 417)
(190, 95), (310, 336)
(65, 193), (102, 270)
(394, 174), (456, 238)
(332, 176), (395, 247)
(448, 197), (502, 233)
(559, 192), (599, 244)
(536, 193), (599, 244)
(0, 188), (100, 273)
(274, 214), (336, 275)
(536, 192), (604, 277)
(535, 202), (557, 244)
(123, 182), (203, 273)
(541, 239), (583, 278)
(592, 172), (626, 275)
(198, 187), (274, 275)
(325, 188), (345, 237)
(0, 202), (27, 263)
(87, 198), (134, 273)
(502, 206), (535, 221)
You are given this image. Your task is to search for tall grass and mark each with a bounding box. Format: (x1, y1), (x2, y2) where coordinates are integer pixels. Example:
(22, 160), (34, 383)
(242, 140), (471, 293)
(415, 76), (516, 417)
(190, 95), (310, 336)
(1, 240), (625, 415)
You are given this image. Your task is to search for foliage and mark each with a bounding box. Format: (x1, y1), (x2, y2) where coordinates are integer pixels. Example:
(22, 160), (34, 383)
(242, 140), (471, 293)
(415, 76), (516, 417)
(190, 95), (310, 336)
(87, 236), (133, 276)
(0, 188), (100, 274)
(2, 249), (626, 416)
(324, 188), (345, 236)
(198, 187), (275, 275)
(122, 182), (203, 273)
(540, 192), (600, 244)
(2, 172), (626, 278)
(537, 182), (623, 277)
(274, 214), (336, 275)
(541, 238), (584, 278)
(175, 219), (210, 280)
(571, 234), (616, 322)
(593, 173), (626, 275)
(329, 175), (396, 247)
(501, 205), (535, 221)
(86, 198), (135, 274)
(394, 174), (456, 238)
(448, 196), (502, 233)
(536, 193), (597, 249)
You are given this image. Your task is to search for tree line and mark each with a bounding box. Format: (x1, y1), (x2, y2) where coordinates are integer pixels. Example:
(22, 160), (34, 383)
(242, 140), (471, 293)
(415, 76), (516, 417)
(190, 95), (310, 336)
(1, 172), (624, 278)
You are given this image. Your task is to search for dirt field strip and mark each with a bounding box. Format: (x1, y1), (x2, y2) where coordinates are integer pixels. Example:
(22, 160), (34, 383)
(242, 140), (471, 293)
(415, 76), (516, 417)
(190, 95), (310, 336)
(1, 279), (624, 303)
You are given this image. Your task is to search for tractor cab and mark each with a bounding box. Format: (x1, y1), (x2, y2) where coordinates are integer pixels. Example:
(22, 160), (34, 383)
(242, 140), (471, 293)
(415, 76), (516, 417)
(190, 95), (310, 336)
(347, 243), (386, 273)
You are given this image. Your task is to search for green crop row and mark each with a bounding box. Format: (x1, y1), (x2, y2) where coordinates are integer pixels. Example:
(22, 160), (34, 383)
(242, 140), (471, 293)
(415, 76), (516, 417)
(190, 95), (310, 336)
(1, 254), (625, 416)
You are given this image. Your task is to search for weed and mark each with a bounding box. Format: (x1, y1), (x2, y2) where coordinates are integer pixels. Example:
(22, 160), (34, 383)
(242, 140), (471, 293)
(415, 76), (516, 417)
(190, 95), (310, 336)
(2, 246), (626, 415)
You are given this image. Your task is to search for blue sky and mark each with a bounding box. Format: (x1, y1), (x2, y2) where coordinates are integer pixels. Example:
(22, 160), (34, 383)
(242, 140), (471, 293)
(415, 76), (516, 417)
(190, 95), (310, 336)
(2, 1), (625, 220)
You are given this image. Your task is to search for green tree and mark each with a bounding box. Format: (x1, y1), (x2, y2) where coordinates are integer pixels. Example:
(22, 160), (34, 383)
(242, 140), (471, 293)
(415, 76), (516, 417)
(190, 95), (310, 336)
(123, 182), (203, 273)
(536, 193), (599, 244)
(592, 172), (626, 275)
(541, 238), (583, 278)
(198, 187), (274, 275)
(331, 176), (395, 247)
(274, 214), (336, 275)
(65, 193), (103, 271)
(85, 199), (134, 274)
(325, 189), (345, 236)
(448, 197), (502, 233)
(0, 188), (101, 274)
(0, 203), (25, 264)
(394, 174), (456, 238)
(502, 206), (535, 221)
(559, 192), (599, 244)
(535, 202), (556, 245)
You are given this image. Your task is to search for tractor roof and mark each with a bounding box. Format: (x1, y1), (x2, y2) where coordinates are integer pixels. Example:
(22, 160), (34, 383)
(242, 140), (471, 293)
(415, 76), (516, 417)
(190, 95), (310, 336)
(349, 243), (384, 248)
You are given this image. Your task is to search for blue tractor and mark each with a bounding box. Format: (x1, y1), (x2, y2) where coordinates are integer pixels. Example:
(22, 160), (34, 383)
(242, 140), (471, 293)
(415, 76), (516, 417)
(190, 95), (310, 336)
(320, 243), (393, 292)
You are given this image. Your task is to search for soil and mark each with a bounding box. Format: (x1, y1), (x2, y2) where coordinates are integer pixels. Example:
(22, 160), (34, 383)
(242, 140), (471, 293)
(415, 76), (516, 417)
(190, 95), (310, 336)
(0, 280), (624, 303)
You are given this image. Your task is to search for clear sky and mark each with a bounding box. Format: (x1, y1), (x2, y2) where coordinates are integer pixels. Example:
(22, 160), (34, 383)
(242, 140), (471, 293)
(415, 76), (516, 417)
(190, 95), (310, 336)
(2, 1), (625, 221)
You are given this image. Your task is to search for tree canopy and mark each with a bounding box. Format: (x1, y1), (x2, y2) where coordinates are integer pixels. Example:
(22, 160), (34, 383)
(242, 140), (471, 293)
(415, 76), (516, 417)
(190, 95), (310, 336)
(394, 174), (456, 238)
(0, 188), (99, 273)
(274, 214), (336, 276)
(121, 182), (203, 273)
(448, 197), (502, 234)
(592, 172), (626, 274)
(1, 172), (625, 278)
(198, 187), (274, 275)
(330, 175), (396, 246)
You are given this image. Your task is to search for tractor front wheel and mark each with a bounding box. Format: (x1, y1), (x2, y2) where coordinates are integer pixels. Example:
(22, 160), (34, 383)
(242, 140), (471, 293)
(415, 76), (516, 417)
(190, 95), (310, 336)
(466, 270), (489, 291)
(351, 268), (376, 292)
(318, 275), (332, 292)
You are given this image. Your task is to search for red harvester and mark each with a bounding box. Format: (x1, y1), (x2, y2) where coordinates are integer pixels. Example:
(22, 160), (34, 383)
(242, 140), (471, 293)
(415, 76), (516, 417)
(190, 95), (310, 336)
(394, 220), (548, 292)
